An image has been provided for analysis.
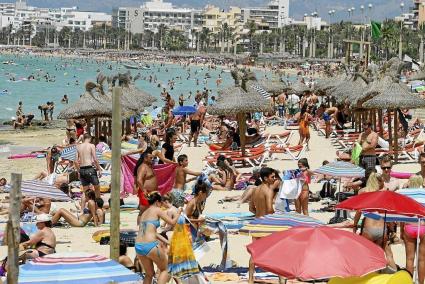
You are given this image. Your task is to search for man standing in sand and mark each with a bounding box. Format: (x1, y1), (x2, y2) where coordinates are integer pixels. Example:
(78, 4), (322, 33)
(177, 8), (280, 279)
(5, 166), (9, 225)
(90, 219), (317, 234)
(188, 107), (201, 147)
(136, 148), (158, 223)
(172, 154), (201, 207)
(248, 167), (276, 284)
(277, 92), (286, 118)
(76, 134), (102, 209)
(357, 121), (378, 171)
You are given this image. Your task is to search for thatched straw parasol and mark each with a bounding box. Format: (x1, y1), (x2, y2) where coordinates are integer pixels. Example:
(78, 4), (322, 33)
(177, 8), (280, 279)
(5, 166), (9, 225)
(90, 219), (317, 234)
(208, 86), (273, 155)
(288, 81), (311, 95)
(254, 79), (287, 95)
(58, 80), (112, 120)
(107, 73), (157, 112)
(362, 81), (425, 109)
(328, 76), (368, 105)
(363, 79), (425, 162)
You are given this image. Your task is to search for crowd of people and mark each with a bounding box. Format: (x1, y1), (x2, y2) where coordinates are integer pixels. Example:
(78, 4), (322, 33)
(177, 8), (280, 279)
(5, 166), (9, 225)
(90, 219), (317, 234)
(4, 54), (425, 283)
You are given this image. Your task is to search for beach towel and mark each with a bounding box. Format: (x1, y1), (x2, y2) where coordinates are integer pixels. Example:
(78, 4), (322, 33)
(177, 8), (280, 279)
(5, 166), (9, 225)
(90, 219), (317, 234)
(351, 142), (362, 165)
(328, 271), (412, 284)
(168, 217), (199, 279)
(120, 156), (177, 198)
(204, 218), (231, 269)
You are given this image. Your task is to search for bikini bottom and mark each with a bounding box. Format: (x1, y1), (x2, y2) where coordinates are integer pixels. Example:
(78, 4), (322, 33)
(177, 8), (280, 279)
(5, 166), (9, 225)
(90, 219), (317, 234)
(135, 241), (159, 256)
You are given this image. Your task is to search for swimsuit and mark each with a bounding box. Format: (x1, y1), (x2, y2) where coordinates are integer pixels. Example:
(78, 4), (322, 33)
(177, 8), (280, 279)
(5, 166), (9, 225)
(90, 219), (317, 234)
(36, 240), (55, 257)
(323, 112), (331, 122)
(135, 220), (161, 256)
(137, 189), (149, 207)
(405, 224), (425, 239)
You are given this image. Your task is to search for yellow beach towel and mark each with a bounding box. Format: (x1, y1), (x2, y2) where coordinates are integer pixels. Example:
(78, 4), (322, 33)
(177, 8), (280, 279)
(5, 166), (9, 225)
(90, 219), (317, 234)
(328, 271), (412, 284)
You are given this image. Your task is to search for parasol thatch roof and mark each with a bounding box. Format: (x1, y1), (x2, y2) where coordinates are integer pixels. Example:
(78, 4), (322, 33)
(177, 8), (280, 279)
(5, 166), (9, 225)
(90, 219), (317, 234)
(254, 79), (287, 94)
(107, 73), (157, 112)
(362, 80), (425, 109)
(328, 75), (368, 105)
(58, 81), (112, 120)
(207, 86), (273, 115)
(288, 81), (311, 95)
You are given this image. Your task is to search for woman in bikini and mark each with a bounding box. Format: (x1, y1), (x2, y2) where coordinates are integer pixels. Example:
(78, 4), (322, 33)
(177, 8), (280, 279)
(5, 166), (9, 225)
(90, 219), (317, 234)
(402, 175), (425, 282)
(51, 190), (105, 227)
(298, 107), (312, 149)
(212, 160), (235, 190)
(353, 172), (397, 272)
(185, 181), (208, 229)
(136, 192), (182, 284)
(22, 213), (56, 259)
(295, 158), (314, 216)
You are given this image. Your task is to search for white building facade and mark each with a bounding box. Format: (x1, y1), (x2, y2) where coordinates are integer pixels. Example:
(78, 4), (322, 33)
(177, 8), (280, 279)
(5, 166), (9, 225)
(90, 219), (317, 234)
(241, 0), (290, 29)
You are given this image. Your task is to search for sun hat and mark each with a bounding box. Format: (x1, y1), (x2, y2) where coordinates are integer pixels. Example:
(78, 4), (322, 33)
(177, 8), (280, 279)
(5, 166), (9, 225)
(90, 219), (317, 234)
(35, 213), (51, 223)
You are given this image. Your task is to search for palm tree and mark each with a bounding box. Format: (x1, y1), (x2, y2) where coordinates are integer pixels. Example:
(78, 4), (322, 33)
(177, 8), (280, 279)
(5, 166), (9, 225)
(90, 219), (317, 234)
(199, 27), (211, 51)
(157, 24), (167, 50)
(380, 20), (397, 60)
(246, 20), (257, 53)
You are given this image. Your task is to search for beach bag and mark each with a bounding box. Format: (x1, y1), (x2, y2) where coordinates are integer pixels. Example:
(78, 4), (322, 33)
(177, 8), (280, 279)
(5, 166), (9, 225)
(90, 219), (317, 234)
(279, 178), (302, 200)
(351, 142), (362, 165)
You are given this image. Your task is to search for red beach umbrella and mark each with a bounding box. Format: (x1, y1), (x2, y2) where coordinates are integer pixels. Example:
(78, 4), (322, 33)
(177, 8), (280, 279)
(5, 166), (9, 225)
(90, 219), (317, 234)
(335, 190), (425, 217)
(247, 226), (387, 281)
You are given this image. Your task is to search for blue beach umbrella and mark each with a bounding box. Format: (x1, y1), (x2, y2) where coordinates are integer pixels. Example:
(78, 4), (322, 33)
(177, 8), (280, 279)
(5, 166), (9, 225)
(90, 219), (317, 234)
(173, 105), (197, 116)
(14, 252), (141, 284)
(314, 161), (365, 178)
(21, 180), (71, 202)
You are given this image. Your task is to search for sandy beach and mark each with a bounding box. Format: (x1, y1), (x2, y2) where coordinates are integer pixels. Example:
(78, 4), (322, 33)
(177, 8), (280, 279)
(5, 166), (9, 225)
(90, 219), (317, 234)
(0, 121), (420, 283)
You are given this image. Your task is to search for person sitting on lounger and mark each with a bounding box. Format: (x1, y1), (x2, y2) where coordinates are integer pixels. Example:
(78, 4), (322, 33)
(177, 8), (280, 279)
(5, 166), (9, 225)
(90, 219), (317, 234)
(51, 190), (104, 227)
(22, 214), (56, 259)
(212, 160), (235, 190)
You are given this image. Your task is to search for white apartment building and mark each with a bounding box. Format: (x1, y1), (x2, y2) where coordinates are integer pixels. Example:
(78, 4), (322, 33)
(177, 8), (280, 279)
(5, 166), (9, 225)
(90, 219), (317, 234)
(112, 0), (202, 35)
(60, 11), (111, 31)
(0, 2), (14, 28)
(241, 0), (290, 29)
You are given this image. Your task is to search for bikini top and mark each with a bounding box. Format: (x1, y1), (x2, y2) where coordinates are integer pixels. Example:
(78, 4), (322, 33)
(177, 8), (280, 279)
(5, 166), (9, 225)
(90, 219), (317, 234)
(140, 220), (160, 229)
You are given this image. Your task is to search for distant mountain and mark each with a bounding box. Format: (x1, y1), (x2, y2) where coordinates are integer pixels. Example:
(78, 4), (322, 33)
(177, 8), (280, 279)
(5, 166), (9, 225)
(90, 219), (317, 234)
(27, 0), (403, 21)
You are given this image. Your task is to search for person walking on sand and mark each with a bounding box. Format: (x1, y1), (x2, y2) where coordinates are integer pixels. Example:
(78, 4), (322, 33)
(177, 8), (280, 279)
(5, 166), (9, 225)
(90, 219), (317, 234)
(188, 107), (201, 147)
(248, 167), (276, 284)
(76, 134), (102, 209)
(357, 121), (378, 171)
(172, 154), (201, 207)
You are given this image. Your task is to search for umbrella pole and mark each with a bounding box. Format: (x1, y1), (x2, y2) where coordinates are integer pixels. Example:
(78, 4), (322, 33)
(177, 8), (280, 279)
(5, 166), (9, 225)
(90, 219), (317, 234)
(394, 110), (398, 163)
(381, 211), (387, 249)
(378, 110), (384, 138)
(388, 111), (393, 154)
(31, 197), (36, 224)
(110, 86), (122, 261)
(237, 113), (246, 156)
(414, 218), (421, 284)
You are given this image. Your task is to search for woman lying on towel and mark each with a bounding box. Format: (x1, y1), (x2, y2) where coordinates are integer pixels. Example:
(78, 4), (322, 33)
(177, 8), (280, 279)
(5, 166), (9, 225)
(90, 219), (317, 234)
(51, 190), (105, 227)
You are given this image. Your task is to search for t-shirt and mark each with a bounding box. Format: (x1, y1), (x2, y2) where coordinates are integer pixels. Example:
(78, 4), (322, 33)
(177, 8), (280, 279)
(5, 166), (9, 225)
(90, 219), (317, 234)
(159, 142), (174, 164)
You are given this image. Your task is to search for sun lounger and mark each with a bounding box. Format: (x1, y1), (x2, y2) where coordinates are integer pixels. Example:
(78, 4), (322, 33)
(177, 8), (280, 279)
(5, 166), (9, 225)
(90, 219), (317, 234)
(264, 130), (293, 145)
(269, 144), (307, 161)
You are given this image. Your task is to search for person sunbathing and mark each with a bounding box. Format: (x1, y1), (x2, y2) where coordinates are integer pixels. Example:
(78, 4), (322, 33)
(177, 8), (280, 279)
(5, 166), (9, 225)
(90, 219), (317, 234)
(22, 214), (56, 259)
(21, 197), (51, 215)
(212, 160), (235, 190)
(34, 170), (79, 188)
(51, 190), (104, 227)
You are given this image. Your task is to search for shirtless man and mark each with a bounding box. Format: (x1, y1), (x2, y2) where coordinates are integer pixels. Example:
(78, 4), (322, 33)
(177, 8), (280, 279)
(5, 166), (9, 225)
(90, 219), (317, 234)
(188, 108), (201, 147)
(357, 121), (378, 171)
(323, 106), (338, 138)
(172, 154), (201, 207)
(76, 134), (102, 209)
(136, 147), (158, 222)
(248, 167), (276, 284)
(22, 197), (51, 214)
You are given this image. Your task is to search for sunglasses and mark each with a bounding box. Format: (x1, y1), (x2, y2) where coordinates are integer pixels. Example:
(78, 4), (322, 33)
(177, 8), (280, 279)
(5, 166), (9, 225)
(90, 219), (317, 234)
(381, 166), (392, 170)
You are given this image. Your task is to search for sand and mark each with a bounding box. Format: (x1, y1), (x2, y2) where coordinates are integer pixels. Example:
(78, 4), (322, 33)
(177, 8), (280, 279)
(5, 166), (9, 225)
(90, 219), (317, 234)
(0, 123), (419, 283)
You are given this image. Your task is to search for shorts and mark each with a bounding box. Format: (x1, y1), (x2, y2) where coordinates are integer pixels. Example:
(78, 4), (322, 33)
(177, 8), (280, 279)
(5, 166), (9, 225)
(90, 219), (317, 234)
(137, 189), (149, 207)
(170, 188), (186, 208)
(190, 120), (201, 133)
(360, 155), (378, 171)
(79, 166), (99, 187)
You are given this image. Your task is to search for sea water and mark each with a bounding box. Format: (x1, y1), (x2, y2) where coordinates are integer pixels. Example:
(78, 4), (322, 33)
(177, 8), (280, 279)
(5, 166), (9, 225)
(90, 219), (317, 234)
(0, 53), (264, 120)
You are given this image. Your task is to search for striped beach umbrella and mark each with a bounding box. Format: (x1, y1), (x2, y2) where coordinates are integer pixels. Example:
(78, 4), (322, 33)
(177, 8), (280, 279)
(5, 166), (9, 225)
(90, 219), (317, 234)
(239, 213), (324, 238)
(314, 161), (365, 178)
(60, 145), (105, 163)
(21, 180), (71, 201)
(15, 252), (141, 284)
